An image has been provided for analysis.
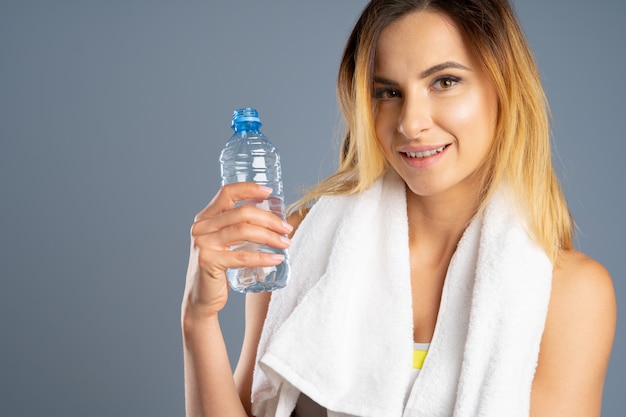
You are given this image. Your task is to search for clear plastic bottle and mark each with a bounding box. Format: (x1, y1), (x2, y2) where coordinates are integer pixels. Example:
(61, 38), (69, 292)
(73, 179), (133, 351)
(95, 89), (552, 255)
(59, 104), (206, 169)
(219, 107), (290, 293)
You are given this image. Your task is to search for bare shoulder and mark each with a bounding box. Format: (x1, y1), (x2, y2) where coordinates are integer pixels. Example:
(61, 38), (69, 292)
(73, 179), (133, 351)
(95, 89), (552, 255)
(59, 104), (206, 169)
(531, 249), (616, 416)
(547, 249), (616, 366)
(551, 249), (615, 322)
(554, 248), (612, 284)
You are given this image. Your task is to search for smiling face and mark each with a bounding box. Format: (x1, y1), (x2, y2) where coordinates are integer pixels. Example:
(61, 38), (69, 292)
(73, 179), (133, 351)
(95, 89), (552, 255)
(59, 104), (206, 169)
(373, 10), (498, 200)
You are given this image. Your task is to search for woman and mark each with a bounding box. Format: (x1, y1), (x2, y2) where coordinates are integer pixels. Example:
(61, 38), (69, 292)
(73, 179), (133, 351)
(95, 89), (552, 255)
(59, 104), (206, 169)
(182, 0), (616, 416)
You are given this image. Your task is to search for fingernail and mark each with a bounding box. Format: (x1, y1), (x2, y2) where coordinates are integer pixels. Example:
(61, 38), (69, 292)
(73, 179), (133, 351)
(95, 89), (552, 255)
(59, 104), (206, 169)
(279, 235), (291, 245)
(259, 185), (273, 194)
(269, 254), (285, 262)
(282, 221), (293, 232)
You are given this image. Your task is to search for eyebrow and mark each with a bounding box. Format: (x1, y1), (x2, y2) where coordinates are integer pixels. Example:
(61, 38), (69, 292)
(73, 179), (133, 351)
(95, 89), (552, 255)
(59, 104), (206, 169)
(374, 61), (471, 85)
(420, 61), (471, 78)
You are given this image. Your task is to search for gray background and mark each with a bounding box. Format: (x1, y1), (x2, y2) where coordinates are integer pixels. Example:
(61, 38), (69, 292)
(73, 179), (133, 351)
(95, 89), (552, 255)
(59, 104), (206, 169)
(1, 0), (623, 416)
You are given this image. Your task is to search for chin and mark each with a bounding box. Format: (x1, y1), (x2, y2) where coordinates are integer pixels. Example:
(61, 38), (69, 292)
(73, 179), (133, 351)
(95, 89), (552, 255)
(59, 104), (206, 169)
(402, 180), (447, 198)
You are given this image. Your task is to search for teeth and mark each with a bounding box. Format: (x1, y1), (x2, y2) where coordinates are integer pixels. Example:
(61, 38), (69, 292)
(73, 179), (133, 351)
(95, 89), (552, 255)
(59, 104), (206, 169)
(404, 145), (447, 158)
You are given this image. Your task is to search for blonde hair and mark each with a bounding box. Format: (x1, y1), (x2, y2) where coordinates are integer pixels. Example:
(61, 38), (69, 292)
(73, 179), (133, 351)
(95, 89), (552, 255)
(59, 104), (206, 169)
(292, 0), (572, 262)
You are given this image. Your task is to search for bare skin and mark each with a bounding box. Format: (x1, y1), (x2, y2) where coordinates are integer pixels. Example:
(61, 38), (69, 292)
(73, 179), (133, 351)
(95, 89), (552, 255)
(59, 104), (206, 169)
(182, 10), (615, 417)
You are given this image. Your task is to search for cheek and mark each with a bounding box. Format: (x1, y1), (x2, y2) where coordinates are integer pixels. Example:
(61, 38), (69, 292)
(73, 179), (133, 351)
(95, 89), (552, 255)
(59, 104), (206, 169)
(374, 109), (394, 150)
(440, 90), (497, 145)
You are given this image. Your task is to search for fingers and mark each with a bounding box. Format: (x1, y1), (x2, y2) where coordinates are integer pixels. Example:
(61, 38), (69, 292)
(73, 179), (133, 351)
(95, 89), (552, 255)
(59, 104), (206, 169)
(198, 245), (285, 277)
(196, 182), (274, 220)
(189, 182), (292, 275)
(194, 221), (290, 253)
(192, 182), (292, 241)
(193, 203), (292, 238)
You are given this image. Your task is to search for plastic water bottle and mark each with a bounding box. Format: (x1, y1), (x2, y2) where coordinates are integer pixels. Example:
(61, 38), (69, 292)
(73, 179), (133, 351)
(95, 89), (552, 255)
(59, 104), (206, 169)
(219, 107), (290, 293)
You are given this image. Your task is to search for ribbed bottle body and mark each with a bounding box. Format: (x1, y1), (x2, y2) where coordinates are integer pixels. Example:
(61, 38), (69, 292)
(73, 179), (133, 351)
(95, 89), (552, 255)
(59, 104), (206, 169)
(219, 108), (289, 293)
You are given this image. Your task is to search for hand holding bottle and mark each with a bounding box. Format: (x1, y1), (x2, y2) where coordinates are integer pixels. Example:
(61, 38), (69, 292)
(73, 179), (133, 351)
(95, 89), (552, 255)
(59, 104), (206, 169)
(183, 183), (293, 319)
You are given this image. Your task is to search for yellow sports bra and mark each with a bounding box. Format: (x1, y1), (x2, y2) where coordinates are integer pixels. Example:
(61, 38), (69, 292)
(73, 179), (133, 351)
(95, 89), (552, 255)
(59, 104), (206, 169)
(413, 342), (430, 370)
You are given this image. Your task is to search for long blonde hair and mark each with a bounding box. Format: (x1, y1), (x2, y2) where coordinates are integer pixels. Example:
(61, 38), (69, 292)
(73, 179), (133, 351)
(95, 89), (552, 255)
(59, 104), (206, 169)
(292, 0), (572, 262)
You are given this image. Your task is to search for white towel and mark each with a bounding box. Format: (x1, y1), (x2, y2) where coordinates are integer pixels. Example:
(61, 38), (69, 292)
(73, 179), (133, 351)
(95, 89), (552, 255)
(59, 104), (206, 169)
(251, 173), (552, 417)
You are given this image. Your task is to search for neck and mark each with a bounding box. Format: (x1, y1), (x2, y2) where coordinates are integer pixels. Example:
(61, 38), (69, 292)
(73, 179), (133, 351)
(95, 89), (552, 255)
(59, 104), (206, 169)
(406, 184), (482, 266)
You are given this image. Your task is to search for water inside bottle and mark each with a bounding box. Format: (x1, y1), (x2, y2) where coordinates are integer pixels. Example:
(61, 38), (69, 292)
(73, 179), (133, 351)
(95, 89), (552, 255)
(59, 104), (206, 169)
(227, 197), (289, 293)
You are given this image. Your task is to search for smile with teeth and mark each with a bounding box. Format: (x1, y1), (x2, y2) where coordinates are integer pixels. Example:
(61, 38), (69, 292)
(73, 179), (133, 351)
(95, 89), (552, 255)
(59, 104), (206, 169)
(403, 144), (449, 159)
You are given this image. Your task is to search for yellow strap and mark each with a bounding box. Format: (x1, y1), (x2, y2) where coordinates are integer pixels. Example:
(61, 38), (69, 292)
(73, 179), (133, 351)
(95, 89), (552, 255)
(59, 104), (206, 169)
(413, 349), (428, 369)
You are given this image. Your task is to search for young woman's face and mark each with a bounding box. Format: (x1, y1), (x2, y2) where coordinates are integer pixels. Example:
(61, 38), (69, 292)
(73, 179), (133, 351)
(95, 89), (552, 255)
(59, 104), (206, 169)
(373, 11), (498, 199)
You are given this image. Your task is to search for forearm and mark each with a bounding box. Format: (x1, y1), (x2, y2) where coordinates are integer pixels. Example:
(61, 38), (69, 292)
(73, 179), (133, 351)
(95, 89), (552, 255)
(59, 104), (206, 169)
(182, 309), (249, 417)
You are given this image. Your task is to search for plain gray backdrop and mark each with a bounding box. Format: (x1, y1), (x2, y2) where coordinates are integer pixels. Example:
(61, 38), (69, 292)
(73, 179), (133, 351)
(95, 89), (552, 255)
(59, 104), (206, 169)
(1, 1), (624, 416)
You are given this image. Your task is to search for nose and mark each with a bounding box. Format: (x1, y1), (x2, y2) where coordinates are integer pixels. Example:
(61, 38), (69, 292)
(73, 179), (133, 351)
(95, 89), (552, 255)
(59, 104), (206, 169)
(397, 93), (432, 139)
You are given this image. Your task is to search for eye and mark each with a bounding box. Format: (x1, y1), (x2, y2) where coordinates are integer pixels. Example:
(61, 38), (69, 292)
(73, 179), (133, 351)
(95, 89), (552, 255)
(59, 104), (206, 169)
(432, 76), (460, 91)
(373, 87), (402, 100)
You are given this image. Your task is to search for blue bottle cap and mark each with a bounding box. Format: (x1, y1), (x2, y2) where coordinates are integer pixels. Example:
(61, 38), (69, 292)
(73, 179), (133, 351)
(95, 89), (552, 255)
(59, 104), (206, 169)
(231, 107), (262, 129)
